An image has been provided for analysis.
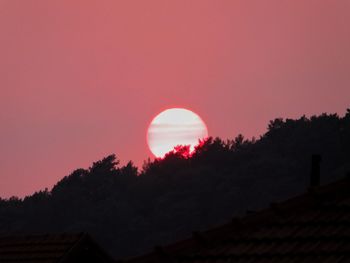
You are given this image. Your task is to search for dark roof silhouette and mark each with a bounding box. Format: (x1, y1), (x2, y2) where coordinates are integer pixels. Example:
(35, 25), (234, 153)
(125, 175), (350, 263)
(0, 233), (114, 263)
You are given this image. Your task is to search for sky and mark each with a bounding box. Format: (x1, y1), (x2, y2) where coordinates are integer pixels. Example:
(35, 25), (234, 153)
(1, 0), (350, 198)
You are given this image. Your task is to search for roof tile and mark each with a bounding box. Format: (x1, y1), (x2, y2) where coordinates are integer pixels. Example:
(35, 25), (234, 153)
(125, 177), (350, 263)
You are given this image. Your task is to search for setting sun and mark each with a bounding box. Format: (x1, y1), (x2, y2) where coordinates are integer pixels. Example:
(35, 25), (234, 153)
(147, 108), (208, 158)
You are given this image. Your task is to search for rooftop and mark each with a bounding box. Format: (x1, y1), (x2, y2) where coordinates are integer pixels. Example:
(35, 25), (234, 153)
(125, 175), (350, 263)
(0, 232), (114, 263)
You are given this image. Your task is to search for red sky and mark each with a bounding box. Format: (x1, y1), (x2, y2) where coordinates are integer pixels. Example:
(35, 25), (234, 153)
(1, 1), (350, 198)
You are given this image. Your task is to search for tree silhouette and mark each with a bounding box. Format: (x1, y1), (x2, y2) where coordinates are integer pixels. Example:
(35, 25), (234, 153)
(0, 109), (350, 259)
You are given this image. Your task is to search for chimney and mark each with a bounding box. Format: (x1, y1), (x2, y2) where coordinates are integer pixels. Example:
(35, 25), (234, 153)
(310, 154), (321, 187)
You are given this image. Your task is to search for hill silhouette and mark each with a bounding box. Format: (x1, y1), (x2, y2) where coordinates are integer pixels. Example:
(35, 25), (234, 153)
(0, 110), (350, 259)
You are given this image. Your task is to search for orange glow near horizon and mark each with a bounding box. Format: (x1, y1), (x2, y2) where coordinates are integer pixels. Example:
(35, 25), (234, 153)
(147, 108), (208, 158)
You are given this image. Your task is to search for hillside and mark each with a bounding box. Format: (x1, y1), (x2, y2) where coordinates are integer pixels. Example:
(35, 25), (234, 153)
(0, 110), (350, 259)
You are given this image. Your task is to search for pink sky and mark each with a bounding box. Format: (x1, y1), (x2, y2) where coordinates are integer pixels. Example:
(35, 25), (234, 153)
(1, 1), (350, 198)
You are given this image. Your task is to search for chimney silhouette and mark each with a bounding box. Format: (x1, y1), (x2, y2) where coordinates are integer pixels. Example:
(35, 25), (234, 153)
(310, 154), (321, 187)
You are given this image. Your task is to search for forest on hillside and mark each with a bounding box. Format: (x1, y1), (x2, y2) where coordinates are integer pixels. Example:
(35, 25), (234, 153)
(1, 110), (350, 259)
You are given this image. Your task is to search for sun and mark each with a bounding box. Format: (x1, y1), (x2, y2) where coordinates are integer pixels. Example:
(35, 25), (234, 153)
(147, 108), (208, 158)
